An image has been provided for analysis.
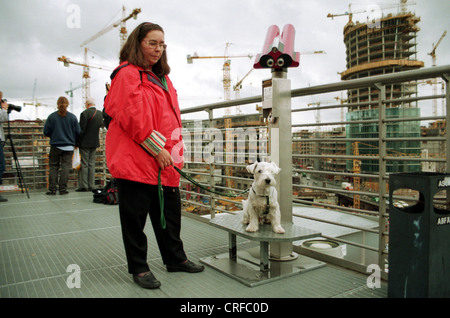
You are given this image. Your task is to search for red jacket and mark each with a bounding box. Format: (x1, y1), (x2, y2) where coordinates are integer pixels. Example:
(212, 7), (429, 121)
(104, 62), (183, 187)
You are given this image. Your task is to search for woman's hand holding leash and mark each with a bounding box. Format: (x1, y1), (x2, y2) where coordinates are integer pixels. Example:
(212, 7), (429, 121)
(155, 148), (174, 170)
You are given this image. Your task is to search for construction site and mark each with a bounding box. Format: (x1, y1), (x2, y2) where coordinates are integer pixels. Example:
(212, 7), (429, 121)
(1, 0), (449, 299)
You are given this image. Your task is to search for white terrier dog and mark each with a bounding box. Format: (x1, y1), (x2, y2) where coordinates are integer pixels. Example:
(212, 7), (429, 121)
(242, 161), (285, 234)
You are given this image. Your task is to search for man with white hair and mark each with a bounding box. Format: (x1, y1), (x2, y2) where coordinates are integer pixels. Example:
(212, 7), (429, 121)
(76, 97), (104, 192)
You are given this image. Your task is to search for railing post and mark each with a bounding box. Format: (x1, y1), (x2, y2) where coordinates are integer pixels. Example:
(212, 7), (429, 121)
(267, 70), (295, 260)
(375, 83), (388, 271)
(443, 74), (450, 209)
(207, 109), (216, 218)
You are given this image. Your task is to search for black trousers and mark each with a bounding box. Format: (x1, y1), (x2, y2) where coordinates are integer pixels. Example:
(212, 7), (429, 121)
(116, 178), (187, 274)
(48, 146), (73, 192)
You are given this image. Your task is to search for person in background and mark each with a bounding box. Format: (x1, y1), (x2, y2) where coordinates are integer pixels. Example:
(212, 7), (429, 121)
(104, 22), (204, 290)
(44, 96), (80, 195)
(0, 95), (8, 202)
(76, 97), (103, 192)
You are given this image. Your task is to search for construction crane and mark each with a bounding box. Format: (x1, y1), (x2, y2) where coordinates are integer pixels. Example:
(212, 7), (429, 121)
(187, 43), (253, 105)
(307, 95), (343, 130)
(60, 7), (140, 105)
(65, 81), (97, 111)
(233, 68), (253, 100)
(327, 1), (415, 23)
(57, 51), (112, 104)
(428, 30), (447, 116)
(231, 68), (254, 115)
(80, 7), (141, 49)
(21, 79), (52, 118)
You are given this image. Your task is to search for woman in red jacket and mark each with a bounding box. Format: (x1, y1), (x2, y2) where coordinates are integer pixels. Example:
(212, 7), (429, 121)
(104, 22), (204, 289)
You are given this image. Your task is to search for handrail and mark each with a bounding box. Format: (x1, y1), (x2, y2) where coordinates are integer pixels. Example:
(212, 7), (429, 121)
(179, 65), (449, 276)
(180, 65), (450, 115)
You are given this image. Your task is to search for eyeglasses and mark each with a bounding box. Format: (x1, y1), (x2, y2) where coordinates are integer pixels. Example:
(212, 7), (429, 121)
(144, 40), (167, 51)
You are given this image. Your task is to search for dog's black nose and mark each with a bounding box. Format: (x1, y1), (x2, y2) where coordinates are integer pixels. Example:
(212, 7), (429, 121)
(265, 179), (271, 184)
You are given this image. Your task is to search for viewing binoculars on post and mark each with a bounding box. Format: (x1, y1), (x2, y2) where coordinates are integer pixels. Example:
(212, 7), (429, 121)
(253, 24), (300, 70)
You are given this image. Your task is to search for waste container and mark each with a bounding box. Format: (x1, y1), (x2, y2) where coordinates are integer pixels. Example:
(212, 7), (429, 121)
(388, 172), (450, 298)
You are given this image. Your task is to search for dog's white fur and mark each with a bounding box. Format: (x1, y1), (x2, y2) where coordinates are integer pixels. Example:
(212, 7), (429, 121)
(242, 161), (285, 234)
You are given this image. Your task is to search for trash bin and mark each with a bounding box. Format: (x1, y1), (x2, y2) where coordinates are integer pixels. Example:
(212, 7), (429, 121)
(388, 172), (450, 298)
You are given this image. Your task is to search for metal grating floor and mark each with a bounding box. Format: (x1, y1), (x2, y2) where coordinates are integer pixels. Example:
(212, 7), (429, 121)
(0, 189), (387, 299)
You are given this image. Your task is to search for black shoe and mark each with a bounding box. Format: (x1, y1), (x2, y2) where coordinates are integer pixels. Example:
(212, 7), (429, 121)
(75, 188), (88, 192)
(59, 190), (69, 195)
(0, 195), (8, 202)
(167, 260), (205, 273)
(46, 191), (56, 195)
(133, 271), (161, 289)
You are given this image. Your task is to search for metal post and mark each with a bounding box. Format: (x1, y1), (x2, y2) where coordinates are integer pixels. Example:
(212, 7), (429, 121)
(269, 70), (295, 260)
(376, 83), (388, 270)
(207, 109), (216, 218)
(443, 73), (450, 208)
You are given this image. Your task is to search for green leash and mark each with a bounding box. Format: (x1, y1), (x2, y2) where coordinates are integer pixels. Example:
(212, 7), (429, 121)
(157, 166), (250, 229)
(173, 166), (250, 197)
(158, 169), (166, 229)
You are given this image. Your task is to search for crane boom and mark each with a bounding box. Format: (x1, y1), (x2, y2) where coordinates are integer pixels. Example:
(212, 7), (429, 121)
(80, 7), (141, 47)
(57, 56), (112, 71)
(187, 54), (253, 64)
(428, 30), (447, 59)
(187, 44), (253, 102)
(328, 1), (416, 22)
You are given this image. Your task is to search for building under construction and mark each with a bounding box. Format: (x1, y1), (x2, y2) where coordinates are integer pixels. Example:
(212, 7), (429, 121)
(341, 9), (424, 173)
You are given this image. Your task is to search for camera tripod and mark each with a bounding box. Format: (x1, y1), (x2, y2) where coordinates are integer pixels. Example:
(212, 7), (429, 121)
(3, 115), (29, 198)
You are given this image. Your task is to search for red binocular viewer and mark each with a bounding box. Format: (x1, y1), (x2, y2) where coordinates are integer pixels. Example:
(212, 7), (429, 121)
(253, 24), (300, 70)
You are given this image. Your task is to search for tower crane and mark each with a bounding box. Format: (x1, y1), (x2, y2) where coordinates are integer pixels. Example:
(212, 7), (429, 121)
(233, 68), (253, 101)
(65, 81), (97, 111)
(21, 79), (52, 118)
(187, 43), (252, 189)
(428, 30), (447, 116)
(428, 31), (447, 66)
(60, 7), (140, 106)
(327, 1), (415, 23)
(187, 43), (253, 105)
(57, 53), (112, 105)
(80, 7), (141, 49)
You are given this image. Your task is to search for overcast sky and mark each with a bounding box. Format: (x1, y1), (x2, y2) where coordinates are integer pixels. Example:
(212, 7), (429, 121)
(0, 0), (449, 123)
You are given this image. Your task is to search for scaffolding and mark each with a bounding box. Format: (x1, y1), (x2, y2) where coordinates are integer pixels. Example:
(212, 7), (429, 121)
(342, 12), (424, 173)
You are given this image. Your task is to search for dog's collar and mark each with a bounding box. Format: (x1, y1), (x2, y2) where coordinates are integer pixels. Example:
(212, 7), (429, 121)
(251, 187), (271, 215)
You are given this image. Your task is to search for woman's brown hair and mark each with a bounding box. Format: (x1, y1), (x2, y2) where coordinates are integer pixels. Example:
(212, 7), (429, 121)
(57, 96), (69, 117)
(120, 22), (170, 77)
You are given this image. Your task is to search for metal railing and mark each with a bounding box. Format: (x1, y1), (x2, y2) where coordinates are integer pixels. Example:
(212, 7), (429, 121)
(179, 65), (450, 277)
(3, 65), (447, 277)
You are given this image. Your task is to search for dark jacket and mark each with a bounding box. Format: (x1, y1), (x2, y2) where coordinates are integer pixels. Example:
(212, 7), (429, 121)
(78, 107), (104, 148)
(44, 111), (80, 147)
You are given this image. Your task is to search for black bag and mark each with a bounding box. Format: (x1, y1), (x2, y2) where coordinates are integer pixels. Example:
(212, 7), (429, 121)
(93, 179), (119, 205)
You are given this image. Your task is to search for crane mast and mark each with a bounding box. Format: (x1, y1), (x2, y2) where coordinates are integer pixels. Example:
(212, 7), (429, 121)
(80, 7), (141, 48)
(59, 7), (141, 105)
(187, 43), (253, 104)
(428, 30), (447, 116)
